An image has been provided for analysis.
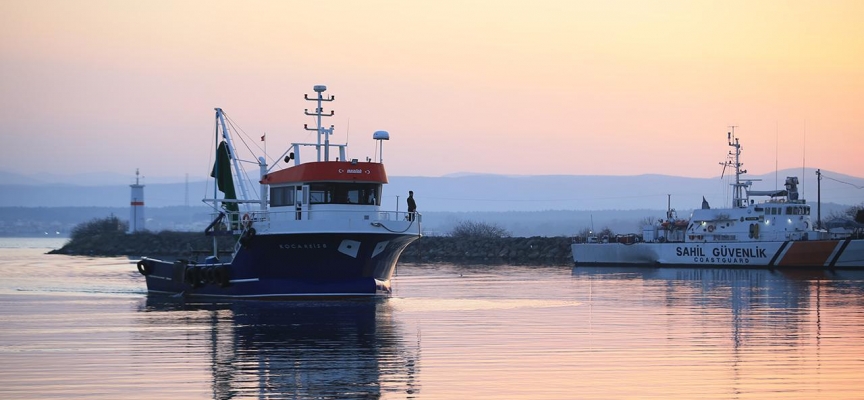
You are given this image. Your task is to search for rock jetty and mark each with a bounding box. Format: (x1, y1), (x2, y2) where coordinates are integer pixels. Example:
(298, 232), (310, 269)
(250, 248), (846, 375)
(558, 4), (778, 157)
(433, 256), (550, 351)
(50, 231), (574, 265)
(400, 236), (573, 265)
(49, 231), (235, 260)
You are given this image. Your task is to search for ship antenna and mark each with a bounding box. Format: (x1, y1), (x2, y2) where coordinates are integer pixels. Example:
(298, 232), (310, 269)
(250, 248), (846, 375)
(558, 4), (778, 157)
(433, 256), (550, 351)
(719, 126), (747, 208)
(346, 117), (350, 152)
(802, 120), (806, 199)
(304, 85), (335, 162)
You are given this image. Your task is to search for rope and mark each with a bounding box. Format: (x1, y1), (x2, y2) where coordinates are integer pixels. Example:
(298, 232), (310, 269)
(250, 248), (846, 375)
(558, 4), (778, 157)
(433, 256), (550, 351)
(372, 218), (416, 233)
(824, 175), (864, 190)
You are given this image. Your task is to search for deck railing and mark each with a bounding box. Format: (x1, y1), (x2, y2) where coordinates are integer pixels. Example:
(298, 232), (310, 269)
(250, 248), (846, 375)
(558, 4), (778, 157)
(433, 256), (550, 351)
(207, 209), (422, 235)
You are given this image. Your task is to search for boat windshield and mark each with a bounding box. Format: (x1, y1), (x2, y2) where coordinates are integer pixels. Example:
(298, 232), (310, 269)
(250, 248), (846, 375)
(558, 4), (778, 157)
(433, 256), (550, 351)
(309, 183), (381, 205)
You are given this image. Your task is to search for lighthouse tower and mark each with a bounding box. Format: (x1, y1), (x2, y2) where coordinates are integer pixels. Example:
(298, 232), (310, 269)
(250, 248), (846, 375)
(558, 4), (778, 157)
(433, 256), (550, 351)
(129, 169), (145, 233)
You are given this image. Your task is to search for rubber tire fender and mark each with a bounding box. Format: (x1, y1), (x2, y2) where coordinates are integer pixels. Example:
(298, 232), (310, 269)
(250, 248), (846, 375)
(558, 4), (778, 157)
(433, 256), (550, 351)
(213, 266), (231, 288)
(191, 266), (203, 288)
(137, 260), (151, 276)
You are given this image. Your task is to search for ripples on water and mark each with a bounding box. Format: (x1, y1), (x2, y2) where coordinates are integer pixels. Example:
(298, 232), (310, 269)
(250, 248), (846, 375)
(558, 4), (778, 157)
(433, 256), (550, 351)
(1, 238), (863, 399)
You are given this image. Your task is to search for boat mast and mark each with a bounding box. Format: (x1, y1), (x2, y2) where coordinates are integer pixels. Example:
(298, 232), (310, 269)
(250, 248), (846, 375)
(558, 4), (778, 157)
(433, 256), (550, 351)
(816, 168), (822, 229)
(303, 85), (335, 162)
(721, 127), (748, 208)
(214, 108), (252, 208)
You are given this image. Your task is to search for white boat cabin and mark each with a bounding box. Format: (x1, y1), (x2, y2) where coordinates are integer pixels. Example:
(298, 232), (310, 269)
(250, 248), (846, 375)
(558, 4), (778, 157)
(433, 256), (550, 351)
(643, 176), (813, 244)
(262, 160), (386, 217)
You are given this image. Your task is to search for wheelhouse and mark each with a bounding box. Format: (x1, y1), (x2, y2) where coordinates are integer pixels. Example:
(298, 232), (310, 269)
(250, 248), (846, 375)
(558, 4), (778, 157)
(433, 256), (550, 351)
(261, 160), (388, 209)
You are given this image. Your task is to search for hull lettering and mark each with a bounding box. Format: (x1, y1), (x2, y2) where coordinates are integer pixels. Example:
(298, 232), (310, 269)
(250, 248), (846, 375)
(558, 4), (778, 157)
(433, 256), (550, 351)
(712, 247), (767, 258)
(279, 243), (328, 249)
(676, 246), (706, 257)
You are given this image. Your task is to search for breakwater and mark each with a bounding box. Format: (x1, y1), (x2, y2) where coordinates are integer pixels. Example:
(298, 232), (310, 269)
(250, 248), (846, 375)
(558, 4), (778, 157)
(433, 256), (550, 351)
(49, 231), (235, 260)
(400, 236), (573, 265)
(49, 231), (574, 265)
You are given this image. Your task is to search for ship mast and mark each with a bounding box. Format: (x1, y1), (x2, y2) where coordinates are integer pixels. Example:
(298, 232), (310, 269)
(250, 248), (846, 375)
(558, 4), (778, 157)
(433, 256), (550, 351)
(720, 126), (748, 208)
(214, 108), (252, 211)
(303, 85), (335, 162)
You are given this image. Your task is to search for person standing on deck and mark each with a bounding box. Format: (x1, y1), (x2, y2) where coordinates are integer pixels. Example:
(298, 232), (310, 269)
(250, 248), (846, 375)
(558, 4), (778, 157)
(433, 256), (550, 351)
(407, 191), (417, 221)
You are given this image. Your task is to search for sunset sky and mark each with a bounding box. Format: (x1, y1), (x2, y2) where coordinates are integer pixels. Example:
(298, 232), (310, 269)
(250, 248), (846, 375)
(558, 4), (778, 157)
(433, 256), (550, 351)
(1, 0), (862, 181)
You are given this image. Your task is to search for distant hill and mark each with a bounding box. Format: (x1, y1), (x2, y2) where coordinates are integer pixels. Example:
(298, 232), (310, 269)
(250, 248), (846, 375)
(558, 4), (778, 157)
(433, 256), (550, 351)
(0, 206), (215, 237)
(0, 170), (190, 186)
(2, 204), (855, 238)
(0, 168), (861, 211)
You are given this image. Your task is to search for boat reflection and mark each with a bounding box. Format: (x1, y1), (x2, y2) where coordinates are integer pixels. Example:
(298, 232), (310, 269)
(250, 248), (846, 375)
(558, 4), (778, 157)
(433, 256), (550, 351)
(137, 298), (420, 399)
(572, 266), (864, 339)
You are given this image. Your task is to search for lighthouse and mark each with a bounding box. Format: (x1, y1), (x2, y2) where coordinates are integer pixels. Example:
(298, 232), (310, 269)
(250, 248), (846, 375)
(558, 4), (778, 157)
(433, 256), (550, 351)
(129, 168), (145, 233)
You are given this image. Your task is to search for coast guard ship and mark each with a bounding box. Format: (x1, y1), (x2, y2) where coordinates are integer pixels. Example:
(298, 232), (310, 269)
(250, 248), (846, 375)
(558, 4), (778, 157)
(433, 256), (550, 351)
(572, 130), (864, 268)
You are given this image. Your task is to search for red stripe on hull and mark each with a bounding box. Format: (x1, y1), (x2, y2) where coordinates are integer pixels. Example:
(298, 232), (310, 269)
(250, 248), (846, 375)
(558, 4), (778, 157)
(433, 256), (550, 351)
(776, 241), (840, 267)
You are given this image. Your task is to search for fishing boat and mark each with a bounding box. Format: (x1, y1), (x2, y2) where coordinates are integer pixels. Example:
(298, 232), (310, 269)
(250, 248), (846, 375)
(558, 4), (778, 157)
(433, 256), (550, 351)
(572, 129), (864, 268)
(136, 85), (422, 297)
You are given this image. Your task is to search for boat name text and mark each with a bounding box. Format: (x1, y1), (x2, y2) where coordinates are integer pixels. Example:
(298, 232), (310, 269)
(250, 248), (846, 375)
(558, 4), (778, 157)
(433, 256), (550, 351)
(279, 243), (328, 249)
(676, 246), (767, 258)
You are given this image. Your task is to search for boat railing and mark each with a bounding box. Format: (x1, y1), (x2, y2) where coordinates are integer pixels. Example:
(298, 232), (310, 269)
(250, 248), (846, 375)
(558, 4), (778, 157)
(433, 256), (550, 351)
(209, 209), (422, 234)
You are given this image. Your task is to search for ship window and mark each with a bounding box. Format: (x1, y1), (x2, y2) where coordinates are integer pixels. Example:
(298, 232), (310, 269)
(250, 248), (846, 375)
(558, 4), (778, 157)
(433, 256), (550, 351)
(269, 186), (295, 207)
(309, 185), (329, 204)
(308, 183), (382, 205)
(271, 187), (282, 206)
(786, 207), (793, 215)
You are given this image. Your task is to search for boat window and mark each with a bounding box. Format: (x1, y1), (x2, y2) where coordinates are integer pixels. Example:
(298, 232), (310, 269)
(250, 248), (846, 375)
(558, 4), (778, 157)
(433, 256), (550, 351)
(270, 186), (295, 207)
(309, 186), (329, 204)
(754, 207), (764, 212)
(786, 207), (793, 215)
(308, 183), (382, 205)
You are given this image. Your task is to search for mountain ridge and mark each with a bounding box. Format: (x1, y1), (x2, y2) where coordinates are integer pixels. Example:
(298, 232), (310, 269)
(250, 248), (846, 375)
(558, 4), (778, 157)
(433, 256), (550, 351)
(1, 168), (861, 211)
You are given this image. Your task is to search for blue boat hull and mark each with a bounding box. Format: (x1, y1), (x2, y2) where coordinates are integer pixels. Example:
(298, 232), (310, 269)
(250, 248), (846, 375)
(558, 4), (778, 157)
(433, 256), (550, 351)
(138, 232), (419, 298)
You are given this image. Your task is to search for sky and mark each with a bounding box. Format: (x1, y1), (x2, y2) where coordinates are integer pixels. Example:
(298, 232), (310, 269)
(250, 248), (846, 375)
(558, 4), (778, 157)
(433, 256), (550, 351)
(1, 0), (863, 182)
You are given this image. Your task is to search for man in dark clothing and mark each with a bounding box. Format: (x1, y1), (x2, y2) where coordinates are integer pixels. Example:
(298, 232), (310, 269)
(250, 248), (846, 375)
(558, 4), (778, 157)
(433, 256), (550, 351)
(407, 190), (417, 221)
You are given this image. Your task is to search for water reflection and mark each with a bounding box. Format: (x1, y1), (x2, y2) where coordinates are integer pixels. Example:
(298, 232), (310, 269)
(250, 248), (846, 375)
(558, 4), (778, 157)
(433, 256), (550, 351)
(566, 267), (864, 398)
(572, 266), (864, 307)
(137, 298), (420, 399)
(572, 266), (864, 344)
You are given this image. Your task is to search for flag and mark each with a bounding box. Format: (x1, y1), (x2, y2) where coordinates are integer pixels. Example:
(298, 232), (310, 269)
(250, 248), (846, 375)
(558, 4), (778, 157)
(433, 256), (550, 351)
(210, 141), (238, 214)
(261, 133), (266, 141)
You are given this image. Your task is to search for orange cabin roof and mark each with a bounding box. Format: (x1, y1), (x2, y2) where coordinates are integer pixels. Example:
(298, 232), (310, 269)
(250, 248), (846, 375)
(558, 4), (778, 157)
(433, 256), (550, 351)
(261, 161), (388, 185)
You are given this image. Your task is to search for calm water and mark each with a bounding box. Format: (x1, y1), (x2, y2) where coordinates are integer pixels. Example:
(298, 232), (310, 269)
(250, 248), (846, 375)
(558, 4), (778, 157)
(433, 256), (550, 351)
(1, 238), (863, 399)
